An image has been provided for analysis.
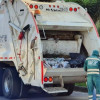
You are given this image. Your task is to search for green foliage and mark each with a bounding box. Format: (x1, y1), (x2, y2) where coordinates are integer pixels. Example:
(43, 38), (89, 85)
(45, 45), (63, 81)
(75, 83), (87, 87)
(96, 21), (100, 34)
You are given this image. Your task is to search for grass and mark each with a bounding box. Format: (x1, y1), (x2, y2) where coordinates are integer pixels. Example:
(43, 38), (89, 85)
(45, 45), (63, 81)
(75, 83), (87, 87)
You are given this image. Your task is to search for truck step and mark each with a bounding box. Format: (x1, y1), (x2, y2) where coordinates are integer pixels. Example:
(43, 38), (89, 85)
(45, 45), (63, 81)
(43, 87), (68, 94)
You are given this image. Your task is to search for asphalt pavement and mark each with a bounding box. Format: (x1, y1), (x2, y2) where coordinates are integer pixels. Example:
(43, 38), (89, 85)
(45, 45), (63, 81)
(0, 91), (88, 100)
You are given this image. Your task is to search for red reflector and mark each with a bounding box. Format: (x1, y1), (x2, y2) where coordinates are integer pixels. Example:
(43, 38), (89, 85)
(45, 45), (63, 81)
(9, 57), (13, 59)
(69, 7), (73, 11)
(49, 5), (51, 7)
(29, 4), (33, 9)
(18, 32), (24, 40)
(57, 5), (59, 8)
(74, 8), (77, 12)
(5, 57), (8, 59)
(44, 77), (48, 82)
(53, 5), (55, 8)
(0, 57), (3, 59)
(34, 5), (38, 9)
(49, 77), (53, 82)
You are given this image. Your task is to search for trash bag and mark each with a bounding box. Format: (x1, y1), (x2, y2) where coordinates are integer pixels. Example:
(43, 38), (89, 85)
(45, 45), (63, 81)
(69, 53), (86, 68)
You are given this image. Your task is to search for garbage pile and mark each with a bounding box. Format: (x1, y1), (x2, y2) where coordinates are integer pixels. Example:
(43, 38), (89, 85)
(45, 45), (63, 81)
(43, 53), (86, 69)
(43, 58), (70, 69)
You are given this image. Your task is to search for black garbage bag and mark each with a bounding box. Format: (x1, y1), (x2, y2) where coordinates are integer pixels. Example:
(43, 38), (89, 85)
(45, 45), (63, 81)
(69, 53), (86, 68)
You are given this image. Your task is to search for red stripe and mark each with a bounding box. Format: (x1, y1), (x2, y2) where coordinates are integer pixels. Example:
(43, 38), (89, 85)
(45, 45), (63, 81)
(41, 61), (44, 84)
(0, 57), (3, 59)
(87, 13), (99, 38)
(31, 12), (39, 34)
(0, 57), (15, 59)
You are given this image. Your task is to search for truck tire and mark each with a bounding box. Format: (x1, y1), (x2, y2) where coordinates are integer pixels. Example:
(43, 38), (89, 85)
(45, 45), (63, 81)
(64, 83), (75, 96)
(2, 68), (21, 99)
(19, 81), (31, 98)
(0, 69), (4, 96)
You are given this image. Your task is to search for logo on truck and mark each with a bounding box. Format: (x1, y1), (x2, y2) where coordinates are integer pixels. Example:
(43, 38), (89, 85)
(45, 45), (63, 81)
(0, 35), (7, 42)
(46, 7), (68, 12)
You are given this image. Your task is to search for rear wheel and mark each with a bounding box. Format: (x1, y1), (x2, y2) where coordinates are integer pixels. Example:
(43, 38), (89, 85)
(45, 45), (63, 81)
(2, 68), (30, 99)
(0, 69), (4, 96)
(64, 83), (75, 96)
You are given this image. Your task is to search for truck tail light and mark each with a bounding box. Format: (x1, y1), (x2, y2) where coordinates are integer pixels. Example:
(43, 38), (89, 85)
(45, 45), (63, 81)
(53, 5), (55, 8)
(69, 7), (73, 11)
(49, 77), (53, 82)
(74, 8), (77, 12)
(44, 77), (48, 82)
(44, 77), (53, 82)
(18, 32), (24, 40)
(49, 5), (51, 7)
(29, 4), (33, 9)
(34, 5), (38, 9)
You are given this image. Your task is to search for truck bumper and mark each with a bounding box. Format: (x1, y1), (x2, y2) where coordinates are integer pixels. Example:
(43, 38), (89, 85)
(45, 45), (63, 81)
(44, 68), (86, 83)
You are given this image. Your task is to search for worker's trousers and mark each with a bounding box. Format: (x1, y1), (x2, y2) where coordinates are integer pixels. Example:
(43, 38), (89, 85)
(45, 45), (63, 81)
(87, 74), (100, 100)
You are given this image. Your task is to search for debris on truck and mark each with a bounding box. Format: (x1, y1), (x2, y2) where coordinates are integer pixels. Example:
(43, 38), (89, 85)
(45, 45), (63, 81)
(43, 53), (86, 69)
(43, 58), (70, 69)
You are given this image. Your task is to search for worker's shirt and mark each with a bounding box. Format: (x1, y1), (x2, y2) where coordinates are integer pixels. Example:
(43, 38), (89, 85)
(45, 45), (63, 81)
(84, 56), (100, 75)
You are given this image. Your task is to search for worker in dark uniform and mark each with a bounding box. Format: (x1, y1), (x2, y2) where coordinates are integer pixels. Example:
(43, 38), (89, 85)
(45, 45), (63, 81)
(84, 50), (100, 100)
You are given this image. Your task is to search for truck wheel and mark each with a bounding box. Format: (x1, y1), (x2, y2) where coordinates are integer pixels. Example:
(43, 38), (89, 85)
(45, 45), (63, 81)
(2, 68), (21, 99)
(19, 81), (31, 98)
(64, 83), (75, 96)
(0, 69), (4, 96)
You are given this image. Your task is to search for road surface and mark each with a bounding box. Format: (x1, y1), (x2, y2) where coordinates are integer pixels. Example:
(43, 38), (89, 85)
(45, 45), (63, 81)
(0, 91), (88, 100)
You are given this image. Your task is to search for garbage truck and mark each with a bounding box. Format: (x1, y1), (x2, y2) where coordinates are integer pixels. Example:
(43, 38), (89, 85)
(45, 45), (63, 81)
(0, 0), (99, 99)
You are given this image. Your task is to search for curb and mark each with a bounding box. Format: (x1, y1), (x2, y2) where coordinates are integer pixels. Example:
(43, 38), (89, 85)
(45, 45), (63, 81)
(74, 86), (88, 92)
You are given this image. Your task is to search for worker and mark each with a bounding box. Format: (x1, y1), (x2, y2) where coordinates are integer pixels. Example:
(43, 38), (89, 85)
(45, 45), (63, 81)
(84, 50), (100, 100)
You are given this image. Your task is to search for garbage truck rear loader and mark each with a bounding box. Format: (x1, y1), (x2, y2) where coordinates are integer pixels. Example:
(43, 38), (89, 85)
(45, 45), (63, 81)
(0, 0), (99, 99)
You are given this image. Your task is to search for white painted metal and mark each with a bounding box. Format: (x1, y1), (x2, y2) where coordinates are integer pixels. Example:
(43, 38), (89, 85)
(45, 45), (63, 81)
(0, 0), (42, 87)
(36, 12), (92, 31)
(42, 40), (79, 55)
(0, 0), (100, 94)
(45, 68), (86, 77)
(9, 22), (22, 32)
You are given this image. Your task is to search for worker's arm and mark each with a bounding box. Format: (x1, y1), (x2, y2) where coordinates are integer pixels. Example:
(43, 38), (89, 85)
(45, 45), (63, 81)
(83, 60), (87, 72)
